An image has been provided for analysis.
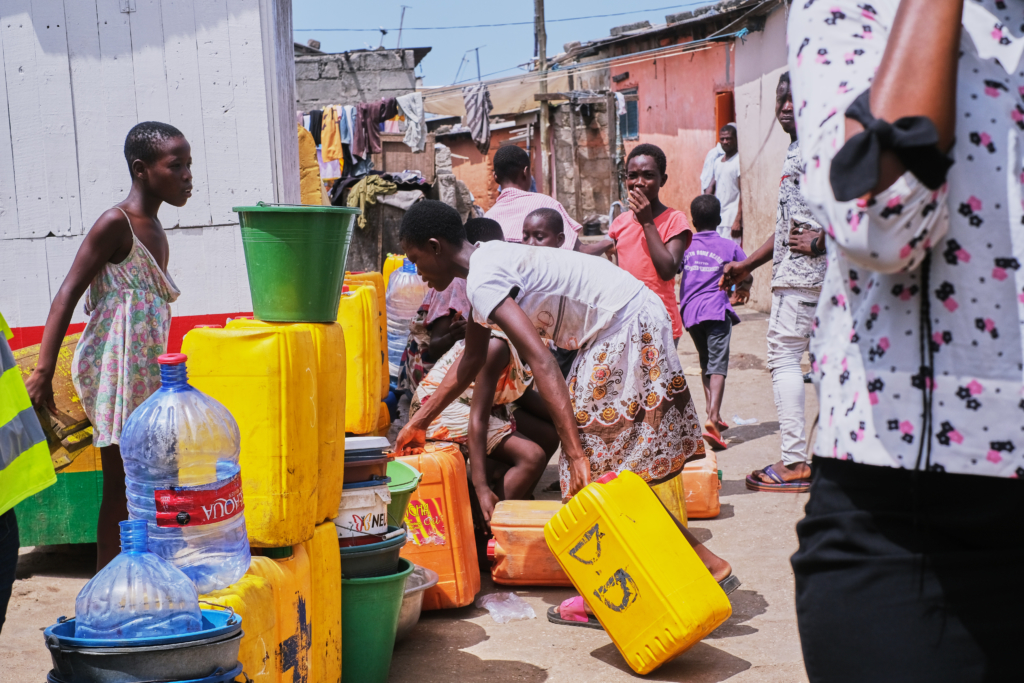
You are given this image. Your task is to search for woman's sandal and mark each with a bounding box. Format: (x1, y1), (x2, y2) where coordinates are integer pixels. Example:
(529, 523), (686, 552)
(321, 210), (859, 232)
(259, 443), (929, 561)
(745, 464), (811, 493)
(703, 431), (728, 451)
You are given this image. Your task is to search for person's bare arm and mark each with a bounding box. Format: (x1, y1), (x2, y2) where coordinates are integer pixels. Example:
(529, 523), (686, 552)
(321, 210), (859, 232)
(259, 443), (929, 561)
(25, 210), (130, 412)
(847, 0), (962, 196)
(730, 179), (743, 238)
(720, 234), (773, 290)
(628, 188), (689, 280)
(704, 178), (716, 195)
(395, 318), (490, 453)
(577, 239), (615, 257)
(427, 313), (467, 360)
(468, 337), (511, 524)
(488, 298), (590, 499)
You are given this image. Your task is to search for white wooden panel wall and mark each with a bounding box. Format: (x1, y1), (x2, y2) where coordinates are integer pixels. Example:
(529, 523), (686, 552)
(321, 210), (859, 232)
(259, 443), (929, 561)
(0, 0), (292, 329)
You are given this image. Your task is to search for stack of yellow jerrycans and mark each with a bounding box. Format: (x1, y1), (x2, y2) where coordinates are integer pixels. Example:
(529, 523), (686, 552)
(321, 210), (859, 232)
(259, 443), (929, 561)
(340, 271), (391, 436)
(545, 471), (732, 675)
(183, 315), (346, 683)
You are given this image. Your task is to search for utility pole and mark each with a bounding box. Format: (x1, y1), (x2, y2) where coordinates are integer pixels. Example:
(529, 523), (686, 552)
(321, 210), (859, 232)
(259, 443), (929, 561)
(535, 0), (550, 195)
(396, 6), (410, 49)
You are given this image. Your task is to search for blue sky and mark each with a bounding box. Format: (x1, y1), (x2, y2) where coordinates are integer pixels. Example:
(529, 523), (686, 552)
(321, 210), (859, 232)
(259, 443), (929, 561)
(292, 1), (716, 87)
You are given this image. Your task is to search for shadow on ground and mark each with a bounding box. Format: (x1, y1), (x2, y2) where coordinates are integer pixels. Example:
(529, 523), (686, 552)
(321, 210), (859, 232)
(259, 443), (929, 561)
(16, 545), (97, 581)
(707, 589), (769, 640)
(392, 609), (549, 682)
(725, 421), (779, 446)
(590, 640), (751, 681)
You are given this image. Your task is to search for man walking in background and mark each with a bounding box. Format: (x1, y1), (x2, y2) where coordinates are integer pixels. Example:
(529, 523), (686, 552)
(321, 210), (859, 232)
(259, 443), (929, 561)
(704, 123), (742, 246)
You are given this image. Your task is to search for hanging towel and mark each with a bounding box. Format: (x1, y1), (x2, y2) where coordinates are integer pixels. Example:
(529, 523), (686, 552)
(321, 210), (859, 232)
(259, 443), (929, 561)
(308, 109), (323, 146)
(614, 92), (627, 116)
(321, 105), (344, 163)
(339, 105), (356, 145)
(346, 175), (398, 228)
(352, 98), (399, 159)
(396, 92), (427, 153)
(462, 84), (494, 155)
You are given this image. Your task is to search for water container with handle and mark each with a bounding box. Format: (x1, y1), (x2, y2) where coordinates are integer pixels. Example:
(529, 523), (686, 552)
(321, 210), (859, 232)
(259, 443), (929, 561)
(121, 353), (250, 594)
(385, 259), (428, 378)
(75, 519), (202, 639)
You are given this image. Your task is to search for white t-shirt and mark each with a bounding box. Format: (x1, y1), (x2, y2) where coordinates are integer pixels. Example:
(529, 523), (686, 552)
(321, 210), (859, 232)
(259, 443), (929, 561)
(466, 242), (646, 350)
(713, 153), (741, 244)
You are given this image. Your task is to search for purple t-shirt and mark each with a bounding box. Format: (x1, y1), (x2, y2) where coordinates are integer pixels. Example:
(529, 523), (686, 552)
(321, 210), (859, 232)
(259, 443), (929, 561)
(680, 230), (747, 329)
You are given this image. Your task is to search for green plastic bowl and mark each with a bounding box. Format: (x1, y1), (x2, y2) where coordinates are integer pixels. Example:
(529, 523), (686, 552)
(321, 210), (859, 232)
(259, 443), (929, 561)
(386, 460), (422, 527)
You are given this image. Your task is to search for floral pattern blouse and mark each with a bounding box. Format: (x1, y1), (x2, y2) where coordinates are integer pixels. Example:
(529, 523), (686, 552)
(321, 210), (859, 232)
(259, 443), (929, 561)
(791, 0), (1024, 478)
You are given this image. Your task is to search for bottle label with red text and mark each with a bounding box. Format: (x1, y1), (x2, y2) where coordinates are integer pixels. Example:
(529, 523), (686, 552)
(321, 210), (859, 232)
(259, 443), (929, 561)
(154, 473), (244, 527)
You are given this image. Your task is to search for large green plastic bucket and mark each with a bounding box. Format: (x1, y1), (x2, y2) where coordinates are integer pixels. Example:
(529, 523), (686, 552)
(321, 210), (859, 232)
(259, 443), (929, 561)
(341, 557), (414, 683)
(386, 460), (423, 527)
(234, 203), (360, 322)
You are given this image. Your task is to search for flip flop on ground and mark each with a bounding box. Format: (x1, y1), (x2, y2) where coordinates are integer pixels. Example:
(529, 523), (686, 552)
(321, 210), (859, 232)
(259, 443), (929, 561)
(745, 464), (810, 492)
(703, 431), (728, 450)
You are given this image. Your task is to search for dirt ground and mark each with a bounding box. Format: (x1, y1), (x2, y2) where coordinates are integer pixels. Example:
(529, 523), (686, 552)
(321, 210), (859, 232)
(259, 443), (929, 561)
(0, 309), (816, 682)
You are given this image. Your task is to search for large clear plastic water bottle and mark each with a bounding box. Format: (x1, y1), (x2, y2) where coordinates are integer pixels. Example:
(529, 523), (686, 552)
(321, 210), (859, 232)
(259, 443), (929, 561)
(121, 353), (250, 594)
(386, 259), (428, 377)
(75, 519), (202, 639)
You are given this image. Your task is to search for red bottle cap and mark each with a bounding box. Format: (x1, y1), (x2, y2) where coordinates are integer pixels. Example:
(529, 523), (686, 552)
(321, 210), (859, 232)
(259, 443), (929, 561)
(342, 285), (350, 293)
(486, 539), (496, 560)
(596, 472), (618, 485)
(157, 353), (188, 365)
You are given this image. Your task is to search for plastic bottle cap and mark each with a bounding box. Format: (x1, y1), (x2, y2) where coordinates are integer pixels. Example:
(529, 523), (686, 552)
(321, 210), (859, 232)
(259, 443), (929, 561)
(596, 472), (618, 484)
(342, 285), (350, 293)
(263, 546), (294, 559)
(157, 353), (188, 365)
(486, 539), (496, 560)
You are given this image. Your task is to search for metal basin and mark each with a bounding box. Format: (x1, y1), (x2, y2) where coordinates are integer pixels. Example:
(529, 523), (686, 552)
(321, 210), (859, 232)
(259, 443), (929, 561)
(395, 565), (439, 642)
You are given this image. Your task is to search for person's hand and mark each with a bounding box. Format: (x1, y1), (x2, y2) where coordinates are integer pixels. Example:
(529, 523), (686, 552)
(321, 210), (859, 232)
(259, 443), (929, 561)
(732, 288), (750, 305)
(628, 188), (654, 227)
(720, 261), (751, 291)
(789, 226), (824, 256)
(25, 369), (58, 416)
(448, 314), (468, 342)
(394, 421), (427, 455)
(475, 485), (501, 527)
(731, 223), (743, 238)
(562, 456), (592, 502)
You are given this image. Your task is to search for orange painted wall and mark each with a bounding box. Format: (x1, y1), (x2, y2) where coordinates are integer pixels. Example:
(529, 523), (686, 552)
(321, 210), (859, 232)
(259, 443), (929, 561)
(612, 42), (733, 226)
(444, 127), (543, 213)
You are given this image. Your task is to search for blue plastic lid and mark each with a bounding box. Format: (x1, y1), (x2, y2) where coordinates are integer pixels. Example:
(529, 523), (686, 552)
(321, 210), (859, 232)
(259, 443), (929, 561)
(342, 476), (392, 489)
(401, 258), (417, 273)
(45, 609), (240, 649)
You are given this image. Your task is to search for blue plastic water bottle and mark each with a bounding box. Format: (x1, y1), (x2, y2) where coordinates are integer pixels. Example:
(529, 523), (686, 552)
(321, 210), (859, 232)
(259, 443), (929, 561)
(74, 519), (202, 639)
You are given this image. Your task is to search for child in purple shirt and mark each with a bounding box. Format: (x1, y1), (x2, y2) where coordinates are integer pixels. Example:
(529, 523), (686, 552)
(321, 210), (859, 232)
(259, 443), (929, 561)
(680, 195), (749, 450)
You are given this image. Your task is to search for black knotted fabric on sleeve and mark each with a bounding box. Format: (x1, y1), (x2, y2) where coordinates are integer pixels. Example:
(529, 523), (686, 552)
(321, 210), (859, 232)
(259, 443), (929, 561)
(829, 89), (954, 202)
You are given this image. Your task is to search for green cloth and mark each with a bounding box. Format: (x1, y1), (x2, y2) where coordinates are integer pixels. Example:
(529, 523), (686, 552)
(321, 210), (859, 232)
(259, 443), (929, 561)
(346, 176), (398, 228)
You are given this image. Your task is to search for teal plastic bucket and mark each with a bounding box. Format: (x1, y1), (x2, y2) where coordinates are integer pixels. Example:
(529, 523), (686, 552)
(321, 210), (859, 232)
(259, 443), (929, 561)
(234, 203), (360, 322)
(341, 558), (415, 683)
(386, 460), (422, 527)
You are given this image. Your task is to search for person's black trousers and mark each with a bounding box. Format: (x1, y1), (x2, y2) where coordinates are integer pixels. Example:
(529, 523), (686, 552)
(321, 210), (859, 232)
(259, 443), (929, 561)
(793, 457), (1024, 683)
(0, 508), (19, 635)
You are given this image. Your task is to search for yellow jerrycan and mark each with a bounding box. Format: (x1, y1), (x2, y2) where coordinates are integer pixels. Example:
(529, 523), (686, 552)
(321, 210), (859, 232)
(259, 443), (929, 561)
(248, 546), (314, 683)
(301, 522), (342, 683)
(544, 470), (732, 675)
(337, 285), (382, 434)
(182, 326), (318, 547)
(200, 574), (278, 682)
(344, 271), (388, 395)
(382, 253), (405, 291)
(226, 319), (347, 523)
(652, 476), (688, 527)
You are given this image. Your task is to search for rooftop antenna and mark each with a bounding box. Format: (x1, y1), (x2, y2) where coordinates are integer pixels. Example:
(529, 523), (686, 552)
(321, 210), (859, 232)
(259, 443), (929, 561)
(452, 53), (468, 85)
(396, 6), (410, 49)
(474, 46), (484, 82)
(377, 27), (388, 49)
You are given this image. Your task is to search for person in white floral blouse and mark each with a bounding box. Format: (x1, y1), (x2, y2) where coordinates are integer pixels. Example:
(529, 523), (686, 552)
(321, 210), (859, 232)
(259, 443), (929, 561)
(786, 1), (1024, 681)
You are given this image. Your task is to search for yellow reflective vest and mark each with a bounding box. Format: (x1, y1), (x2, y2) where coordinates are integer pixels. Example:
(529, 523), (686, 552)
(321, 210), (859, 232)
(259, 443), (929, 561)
(0, 311), (55, 515)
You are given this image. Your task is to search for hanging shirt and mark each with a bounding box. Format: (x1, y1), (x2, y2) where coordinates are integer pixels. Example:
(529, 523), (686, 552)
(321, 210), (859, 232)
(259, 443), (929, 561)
(338, 105), (356, 146)
(712, 153), (741, 244)
(397, 92), (427, 153)
(791, 0), (1024, 478)
(466, 241), (645, 351)
(352, 98), (398, 159)
(608, 208), (692, 338)
(321, 105), (344, 164)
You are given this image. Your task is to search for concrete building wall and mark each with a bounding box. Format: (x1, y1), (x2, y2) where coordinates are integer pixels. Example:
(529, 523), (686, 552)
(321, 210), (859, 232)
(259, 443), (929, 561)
(295, 49), (417, 111)
(734, 5), (791, 312)
(612, 42), (733, 225)
(445, 127), (544, 213)
(551, 101), (615, 223)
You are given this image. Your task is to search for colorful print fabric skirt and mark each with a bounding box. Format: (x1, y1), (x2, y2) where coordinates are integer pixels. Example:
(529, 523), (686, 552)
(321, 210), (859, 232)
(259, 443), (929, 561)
(559, 290), (705, 498)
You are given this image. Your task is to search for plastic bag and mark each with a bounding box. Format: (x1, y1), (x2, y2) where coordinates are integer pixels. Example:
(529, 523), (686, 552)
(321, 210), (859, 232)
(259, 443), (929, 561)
(475, 592), (536, 624)
(732, 415), (757, 425)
